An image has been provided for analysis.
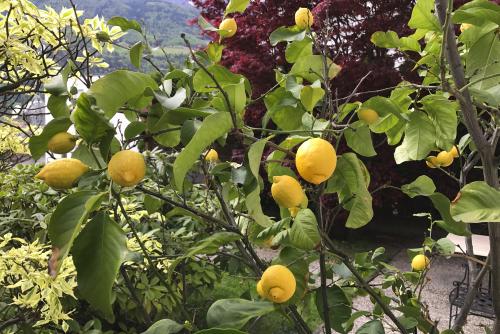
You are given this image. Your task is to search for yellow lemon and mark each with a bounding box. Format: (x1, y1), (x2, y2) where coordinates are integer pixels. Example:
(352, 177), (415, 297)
(205, 149), (219, 162)
(296, 138), (337, 185)
(219, 18), (237, 38)
(449, 145), (459, 158)
(47, 132), (77, 154)
(271, 175), (304, 209)
(35, 158), (89, 189)
(357, 108), (380, 125)
(260, 265), (296, 303)
(256, 280), (266, 298)
(108, 150), (146, 187)
(436, 151), (454, 167)
(411, 254), (430, 271)
(295, 7), (314, 29)
(289, 207), (300, 218)
(425, 156), (439, 168)
(460, 23), (473, 32)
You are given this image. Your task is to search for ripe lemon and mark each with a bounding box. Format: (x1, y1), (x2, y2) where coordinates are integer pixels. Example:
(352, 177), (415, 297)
(47, 132), (77, 154)
(289, 207), (300, 218)
(449, 145), (459, 158)
(436, 151), (454, 167)
(271, 175), (304, 209)
(35, 158), (89, 189)
(260, 265), (296, 303)
(256, 280), (266, 298)
(108, 150), (146, 187)
(296, 138), (337, 185)
(205, 149), (219, 162)
(219, 18), (237, 38)
(425, 156), (439, 168)
(295, 7), (314, 29)
(460, 23), (473, 32)
(411, 254), (430, 271)
(357, 108), (379, 125)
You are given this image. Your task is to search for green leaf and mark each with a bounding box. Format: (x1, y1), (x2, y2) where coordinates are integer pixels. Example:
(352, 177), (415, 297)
(142, 319), (184, 334)
(173, 112), (233, 190)
(193, 65), (243, 93)
(394, 112), (436, 164)
(195, 329), (247, 334)
(246, 138), (272, 227)
(225, 79), (247, 116)
(291, 55), (341, 82)
(124, 121), (146, 140)
(453, 0), (500, 26)
(421, 95), (458, 150)
(47, 95), (70, 118)
(89, 70), (158, 118)
(430, 193), (470, 236)
(108, 16), (142, 32)
(466, 27), (500, 92)
(225, 0), (250, 15)
(29, 117), (71, 160)
(408, 0), (441, 31)
(270, 26), (306, 46)
(289, 209), (320, 250)
(300, 83), (325, 112)
(451, 181), (500, 223)
(285, 38), (313, 63)
(371, 31), (421, 52)
(71, 93), (115, 143)
(207, 299), (275, 329)
(315, 285), (352, 334)
(48, 191), (106, 276)
(344, 122), (377, 157)
(186, 232), (241, 258)
(198, 16), (219, 32)
(207, 42), (225, 63)
(435, 238), (456, 256)
(356, 320), (385, 334)
(401, 175), (436, 198)
(72, 213), (127, 321)
(130, 42), (145, 69)
(144, 194), (163, 214)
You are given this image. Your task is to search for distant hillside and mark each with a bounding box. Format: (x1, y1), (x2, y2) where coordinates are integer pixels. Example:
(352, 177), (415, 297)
(35, 0), (205, 46)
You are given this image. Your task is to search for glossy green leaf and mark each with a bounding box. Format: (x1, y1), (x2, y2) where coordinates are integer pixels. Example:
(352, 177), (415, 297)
(225, 79), (246, 115)
(89, 70), (158, 118)
(344, 122), (377, 157)
(435, 238), (456, 256)
(401, 175), (436, 198)
(430, 193), (470, 236)
(408, 0), (441, 31)
(108, 16), (142, 32)
(48, 191), (106, 276)
(144, 194), (163, 214)
(289, 209), (320, 250)
(225, 0), (250, 15)
(451, 181), (500, 223)
(47, 95), (70, 118)
(193, 65), (243, 93)
(246, 138), (272, 227)
(207, 299), (275, 329)
(130, 41), (145, 69)
(300, 83), (325, 112)
(124, 121), (146, 140)
(421, 95), (458, 150)
(142, 319), (184, 334)
(371, 30), (421, 52)
(72, 213), (127, 321)
(29, 117), (71, 160)
(173, 112), (233, 190)
(394, 112), (436, 164)
(285, 38), (313, 63)
(71, 93), (114, 144)
(315, 285), (352, 334)
(270, 26), (306, 46)
(453, 0), (500, 26)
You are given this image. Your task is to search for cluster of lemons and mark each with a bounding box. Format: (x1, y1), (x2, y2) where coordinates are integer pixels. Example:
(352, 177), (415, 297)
(35, 132), (146, 189)
(218, 7), (314, 40)
(426, 146), (459, 169)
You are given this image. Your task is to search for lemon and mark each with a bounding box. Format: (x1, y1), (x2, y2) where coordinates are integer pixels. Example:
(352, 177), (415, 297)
(425, 156), (439, 168)
(260, 265), (296, 303)
(219, 18), (237, 38)
(460, 23), (473, 32)
(47, 132), (77, 154)
(295, 7), (314, 29)
(108, 150), (146, 187)
(256, 280), (266, 298)
(449, 145), (459, 158)
(35, 158), (89, 189)
(271, 175), (304, 209)
(411, 254), (430, 271)
(296, 138), (337, 185)
(436, 151), (454, 167)
(357, 108), (379, 125)
(205, 149), (219, 162)
(289, 207), (300, 218)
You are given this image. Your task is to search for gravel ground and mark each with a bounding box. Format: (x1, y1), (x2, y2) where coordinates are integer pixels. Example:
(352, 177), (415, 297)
(256, 248), (494, 333)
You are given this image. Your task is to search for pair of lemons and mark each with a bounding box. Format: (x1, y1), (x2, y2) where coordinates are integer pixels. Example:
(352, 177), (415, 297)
(426, 146), (459, 168)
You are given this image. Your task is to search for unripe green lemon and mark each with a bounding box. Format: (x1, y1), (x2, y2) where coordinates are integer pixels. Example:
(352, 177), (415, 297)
(219, 18), (237, 38)
(35, 158), (89, 189)
(357, 108), (380, 125)
(295, 7), (314, 29)
(260, 265), (296, 303)
(411, 254), (430, 271)
(47, 132), (77, 154)
(295, 138), (337, 185)
(108, 150), (146, 187)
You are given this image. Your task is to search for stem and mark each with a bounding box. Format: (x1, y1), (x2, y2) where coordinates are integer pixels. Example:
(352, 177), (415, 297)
(319, 251), (332, 334)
